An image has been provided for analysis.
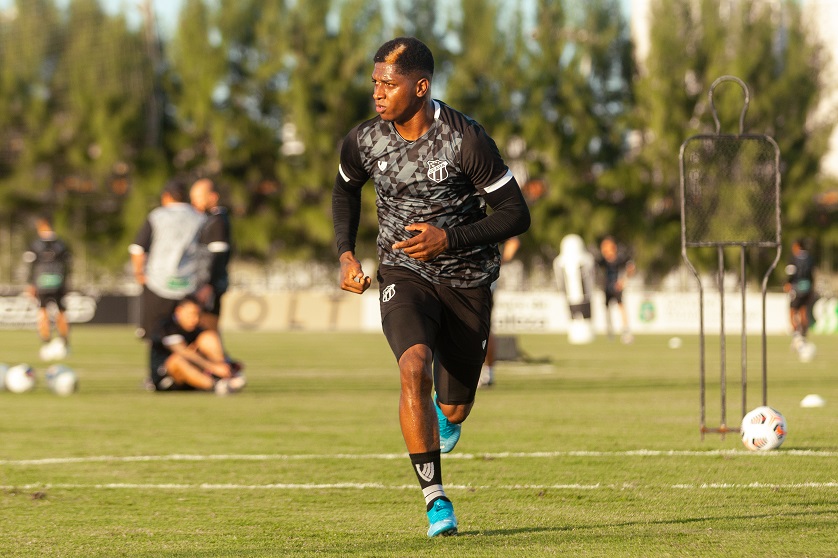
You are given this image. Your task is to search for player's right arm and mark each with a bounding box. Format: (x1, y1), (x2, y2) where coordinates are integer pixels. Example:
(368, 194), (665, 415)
(128, 219), (153, 285)
(338, 251), (371, 294)
(333, 126), (371, 294)
(22, 242), (38, 296)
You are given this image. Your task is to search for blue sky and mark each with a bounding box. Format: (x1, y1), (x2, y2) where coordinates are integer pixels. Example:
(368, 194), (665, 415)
(2, 1), (633, 35)
(0, 0), (182, 33)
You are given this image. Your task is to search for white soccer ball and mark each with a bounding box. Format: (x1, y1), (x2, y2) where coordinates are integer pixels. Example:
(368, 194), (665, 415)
(46, 364), (78, 396)
(5, 364), (36, 393)
(741, 406), (787, 451)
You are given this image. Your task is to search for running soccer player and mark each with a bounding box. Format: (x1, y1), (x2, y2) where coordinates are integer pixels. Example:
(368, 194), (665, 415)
(24, 215), (72, 359)
(332, 37), (530, 537)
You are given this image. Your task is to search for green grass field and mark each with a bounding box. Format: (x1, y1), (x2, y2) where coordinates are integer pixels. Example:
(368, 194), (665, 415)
(0, 326), (836, 557)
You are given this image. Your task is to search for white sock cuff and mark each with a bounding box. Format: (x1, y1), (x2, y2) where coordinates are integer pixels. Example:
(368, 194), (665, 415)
(422, 484), (446, 505)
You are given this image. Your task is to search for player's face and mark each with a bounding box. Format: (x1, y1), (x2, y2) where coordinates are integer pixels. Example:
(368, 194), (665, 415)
(190, 179), (215, 212)
(371, 62), (423, 123)
(174, 302), (202, 331)
(601, 239), (617, 261)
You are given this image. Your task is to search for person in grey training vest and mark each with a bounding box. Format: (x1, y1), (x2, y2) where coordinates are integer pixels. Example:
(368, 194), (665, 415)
(129, 177), (207, 340)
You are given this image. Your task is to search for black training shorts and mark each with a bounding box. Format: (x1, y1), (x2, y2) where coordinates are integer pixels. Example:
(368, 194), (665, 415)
(789, 288), (814, 310)
(36, 289), (66, 312)
(139, 286), (180, 340)
(377, 264), (492, 405)
(149, 350), (195, 391)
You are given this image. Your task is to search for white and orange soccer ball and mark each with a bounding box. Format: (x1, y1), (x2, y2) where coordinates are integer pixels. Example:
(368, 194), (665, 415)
(741, 406), (787, 451)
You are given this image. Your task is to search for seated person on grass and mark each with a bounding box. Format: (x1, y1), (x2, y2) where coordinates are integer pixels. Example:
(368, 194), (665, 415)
(149, 295), (245, 394)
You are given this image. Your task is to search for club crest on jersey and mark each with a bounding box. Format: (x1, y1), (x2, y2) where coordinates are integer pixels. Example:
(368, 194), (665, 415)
(426, 159), (449, 183)
(382, 283), (396, 303)
(377, 160), (387, 172)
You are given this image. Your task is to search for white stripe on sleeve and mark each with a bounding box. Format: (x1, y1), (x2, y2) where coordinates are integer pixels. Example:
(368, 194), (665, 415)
(483, 169), (514, 194)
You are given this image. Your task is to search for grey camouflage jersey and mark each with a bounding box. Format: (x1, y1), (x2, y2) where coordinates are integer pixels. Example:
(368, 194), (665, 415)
(338, 100), (513, 288)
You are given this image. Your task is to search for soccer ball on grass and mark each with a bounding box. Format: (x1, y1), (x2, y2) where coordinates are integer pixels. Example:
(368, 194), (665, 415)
(5, 364), (36, 393)
(740, 406), (787, 451)
(46, 364), (78, 396)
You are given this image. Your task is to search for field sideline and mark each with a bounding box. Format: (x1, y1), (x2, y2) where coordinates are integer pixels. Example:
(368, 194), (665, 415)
(0, 326), (836, 557)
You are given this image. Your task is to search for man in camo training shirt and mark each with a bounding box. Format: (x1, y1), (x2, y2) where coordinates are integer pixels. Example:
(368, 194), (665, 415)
(332, 37), (530, 537)
(129, 177), (207, 342)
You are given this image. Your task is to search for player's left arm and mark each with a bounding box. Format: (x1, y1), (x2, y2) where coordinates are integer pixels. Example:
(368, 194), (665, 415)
(60, 240), (72, 287)
(394, 126), (530, 261)
(202, 216), (230, 292)
(446, 177), (530, 249)
(446, 124), (530, 249)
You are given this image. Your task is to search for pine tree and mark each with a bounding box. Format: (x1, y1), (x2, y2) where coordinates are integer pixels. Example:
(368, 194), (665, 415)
(632, 0), (834, 281)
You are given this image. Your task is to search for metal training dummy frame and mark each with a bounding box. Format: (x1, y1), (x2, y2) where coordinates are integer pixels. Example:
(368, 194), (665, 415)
(679, 75), (782, 438)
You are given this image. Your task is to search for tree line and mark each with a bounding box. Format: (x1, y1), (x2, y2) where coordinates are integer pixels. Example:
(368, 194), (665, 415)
(0, 0), (835, 286)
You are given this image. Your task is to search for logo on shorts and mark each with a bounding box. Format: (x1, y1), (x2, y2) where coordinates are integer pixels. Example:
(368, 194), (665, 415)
(415, 462), (434, 482)
(378, 160), (387, 172)
(382, 283), (396, 303)
(426, 159), (449, 183)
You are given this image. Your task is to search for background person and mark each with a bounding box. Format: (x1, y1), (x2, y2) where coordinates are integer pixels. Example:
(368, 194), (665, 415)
(785, 238), (816, 348)
(148, 295), (245, 394)
(595, 236), (635, 343)
(479, 236), (521, 388)
(332, 37), (530, 537)
(23, 215), (72, 360)
(190, 177), (232, 332)
(129, 177), (207, 340)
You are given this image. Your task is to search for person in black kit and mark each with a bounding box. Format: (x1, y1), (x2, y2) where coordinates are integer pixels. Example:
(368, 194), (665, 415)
(595, 236), (635, 343)
(785, 238), (815, 347)
(190, 177), (232, 332)
(332, 37), (530, 537)
(24, 216), (72, 360)
(149, 295), (245, 394)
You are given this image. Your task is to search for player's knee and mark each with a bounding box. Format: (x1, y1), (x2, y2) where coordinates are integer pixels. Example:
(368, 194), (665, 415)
(443, 403), (472, 424)
(398, 346), (432, 388)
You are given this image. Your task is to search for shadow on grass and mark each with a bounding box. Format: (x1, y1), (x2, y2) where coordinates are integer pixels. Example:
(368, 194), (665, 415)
(456, 506), (838, 537)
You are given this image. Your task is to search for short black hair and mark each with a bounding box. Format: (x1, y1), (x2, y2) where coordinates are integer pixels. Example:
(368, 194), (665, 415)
(162, 176), (190, 202)
(374, 37), (434, 79)
(178, 294), (202, 308)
